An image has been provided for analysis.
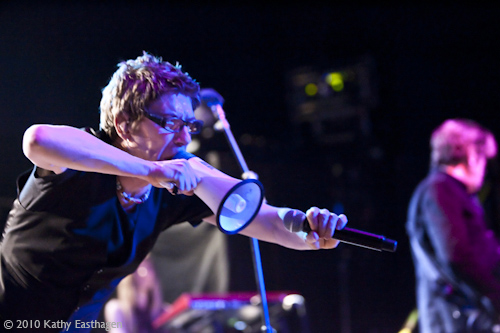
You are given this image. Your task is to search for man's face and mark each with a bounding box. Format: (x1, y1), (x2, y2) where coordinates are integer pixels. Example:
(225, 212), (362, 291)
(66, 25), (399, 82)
(466, 147), (488, 193)
(126, 93), (195, 161)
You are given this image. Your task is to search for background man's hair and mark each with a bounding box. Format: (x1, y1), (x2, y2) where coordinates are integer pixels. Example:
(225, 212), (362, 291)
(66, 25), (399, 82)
(430, 118), (497, 168)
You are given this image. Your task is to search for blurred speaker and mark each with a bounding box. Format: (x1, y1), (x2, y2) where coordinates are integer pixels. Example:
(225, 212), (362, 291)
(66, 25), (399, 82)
(152, 291), (310, 333)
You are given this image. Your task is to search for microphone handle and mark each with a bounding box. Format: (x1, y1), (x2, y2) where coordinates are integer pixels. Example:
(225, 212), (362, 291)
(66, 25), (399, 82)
(302, 220), (397, 252)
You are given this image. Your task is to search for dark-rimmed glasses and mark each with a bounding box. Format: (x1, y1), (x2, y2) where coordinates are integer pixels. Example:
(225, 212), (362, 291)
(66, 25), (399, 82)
(143, 112), (204, 134)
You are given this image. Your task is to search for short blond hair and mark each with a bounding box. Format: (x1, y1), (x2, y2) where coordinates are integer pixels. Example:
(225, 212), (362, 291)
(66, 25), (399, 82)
(100, 52), (200, 140)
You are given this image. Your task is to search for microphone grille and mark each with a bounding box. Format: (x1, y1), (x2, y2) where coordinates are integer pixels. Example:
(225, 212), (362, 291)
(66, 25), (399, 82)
(283, 209), (306, 233)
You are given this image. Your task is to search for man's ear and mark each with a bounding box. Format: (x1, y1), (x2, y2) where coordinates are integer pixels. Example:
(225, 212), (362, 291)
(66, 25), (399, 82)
(114, 113), (131, 140)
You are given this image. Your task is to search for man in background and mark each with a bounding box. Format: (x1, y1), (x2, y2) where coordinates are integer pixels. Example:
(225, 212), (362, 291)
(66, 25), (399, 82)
(407, 118), (500, 332)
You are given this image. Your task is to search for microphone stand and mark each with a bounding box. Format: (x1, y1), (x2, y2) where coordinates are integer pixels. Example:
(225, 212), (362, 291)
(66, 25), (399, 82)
(209, 102), (273, 333)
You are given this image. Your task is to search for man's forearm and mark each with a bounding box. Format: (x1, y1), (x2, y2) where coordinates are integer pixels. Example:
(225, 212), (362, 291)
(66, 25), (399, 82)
(23, 124), (152, 177)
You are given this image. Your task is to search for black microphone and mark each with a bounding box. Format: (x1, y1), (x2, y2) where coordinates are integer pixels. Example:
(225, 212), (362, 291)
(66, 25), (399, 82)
(282, 209), (397, 252)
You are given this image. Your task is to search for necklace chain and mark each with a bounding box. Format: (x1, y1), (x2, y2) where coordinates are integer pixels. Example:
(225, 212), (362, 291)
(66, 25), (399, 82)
(116, 180), (151, 204)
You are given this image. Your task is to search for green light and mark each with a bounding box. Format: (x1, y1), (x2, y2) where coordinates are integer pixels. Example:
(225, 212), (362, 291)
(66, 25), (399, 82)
(305, 83), (318, 96)
(325, 72), (344, 92)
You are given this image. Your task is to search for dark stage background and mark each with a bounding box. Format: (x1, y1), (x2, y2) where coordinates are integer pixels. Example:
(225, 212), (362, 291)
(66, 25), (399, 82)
(2, 2), (500, 332)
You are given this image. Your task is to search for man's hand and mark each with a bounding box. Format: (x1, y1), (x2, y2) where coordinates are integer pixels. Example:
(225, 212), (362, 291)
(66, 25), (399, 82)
(304, 207), (348, 249)
(148, 159), (200, 195)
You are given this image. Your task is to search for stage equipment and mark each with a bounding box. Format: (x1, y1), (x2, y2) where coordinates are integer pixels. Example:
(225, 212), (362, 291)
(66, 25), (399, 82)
(286, 55), (378, 145)
(152, 291), (310, 333)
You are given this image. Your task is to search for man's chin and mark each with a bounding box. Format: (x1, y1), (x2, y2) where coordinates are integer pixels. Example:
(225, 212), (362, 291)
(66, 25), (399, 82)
(158, 154), (174, 161)
(160, 148), (185, 161)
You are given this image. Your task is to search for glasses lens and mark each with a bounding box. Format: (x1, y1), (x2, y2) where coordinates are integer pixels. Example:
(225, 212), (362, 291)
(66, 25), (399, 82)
(164, 118), (184, 132)
(188, 120), (203, 134)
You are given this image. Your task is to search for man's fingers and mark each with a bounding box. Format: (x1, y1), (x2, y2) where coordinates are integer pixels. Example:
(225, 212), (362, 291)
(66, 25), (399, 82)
(305, 207), (319, 232)
(307, 207), (344, 238)
(305, 231), (320, 249)
(337, 214), (348, 229)
(159, 181), (175, 190)
(155, 159), (201, 194)
(305, 231), (341, 249)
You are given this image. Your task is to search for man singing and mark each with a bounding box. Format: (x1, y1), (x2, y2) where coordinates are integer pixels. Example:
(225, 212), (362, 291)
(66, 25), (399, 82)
(0, 52), (348, 332)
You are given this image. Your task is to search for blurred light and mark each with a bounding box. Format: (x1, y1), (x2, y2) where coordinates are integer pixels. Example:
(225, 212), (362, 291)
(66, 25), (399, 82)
(206, 151), (221, 169)
(214, 119), (224, 131)
(249, 295), (261, 305)
(325, 72), (344, 92)
(237, 304), (261, 321)
(227, 317), (238, 326)
(399, 308), (418, 333)
(282, 294), (305, 311)
(186, 138), (201, 153)
(137, 266), (148, 278)
(201, 127), (215, 139)
(305, 83), (318, 96)
(233, 321), (247, 331)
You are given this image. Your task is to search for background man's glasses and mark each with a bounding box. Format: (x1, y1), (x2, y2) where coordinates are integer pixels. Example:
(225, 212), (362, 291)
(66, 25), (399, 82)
(143, 112), (204, 134)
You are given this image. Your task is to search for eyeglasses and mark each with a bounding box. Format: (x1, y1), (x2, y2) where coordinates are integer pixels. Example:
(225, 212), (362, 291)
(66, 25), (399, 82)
(143, 112), (204, 134)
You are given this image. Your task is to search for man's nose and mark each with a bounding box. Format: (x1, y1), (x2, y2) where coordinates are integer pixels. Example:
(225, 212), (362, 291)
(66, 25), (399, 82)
(174, 125), (192, 145)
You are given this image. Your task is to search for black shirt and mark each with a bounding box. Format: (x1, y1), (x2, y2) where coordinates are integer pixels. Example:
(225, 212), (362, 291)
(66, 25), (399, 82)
(0, 139), (212, 331)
